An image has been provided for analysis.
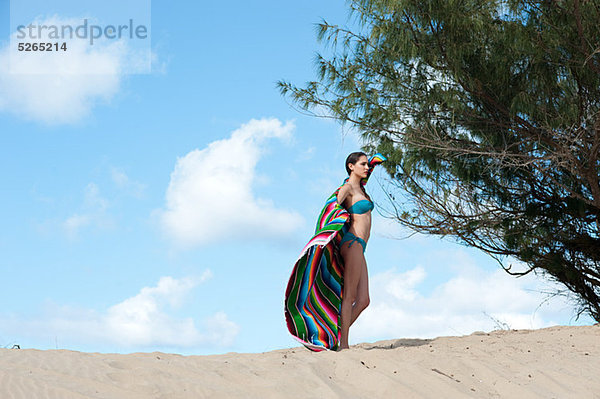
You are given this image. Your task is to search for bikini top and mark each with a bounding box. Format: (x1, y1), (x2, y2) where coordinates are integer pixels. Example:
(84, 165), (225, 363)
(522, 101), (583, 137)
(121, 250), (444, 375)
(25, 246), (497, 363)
(347, 199), (374, 214)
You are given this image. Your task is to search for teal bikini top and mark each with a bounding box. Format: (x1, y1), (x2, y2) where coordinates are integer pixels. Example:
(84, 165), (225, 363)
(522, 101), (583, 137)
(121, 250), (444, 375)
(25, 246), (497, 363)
(347, 199), (374, 214)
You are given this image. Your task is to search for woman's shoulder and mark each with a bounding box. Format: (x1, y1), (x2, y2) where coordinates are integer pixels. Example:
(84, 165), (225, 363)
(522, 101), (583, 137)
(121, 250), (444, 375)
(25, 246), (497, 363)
(338, 183), (351, 193)
(338, 182), (360, 197)
(342, 182), (364, 194)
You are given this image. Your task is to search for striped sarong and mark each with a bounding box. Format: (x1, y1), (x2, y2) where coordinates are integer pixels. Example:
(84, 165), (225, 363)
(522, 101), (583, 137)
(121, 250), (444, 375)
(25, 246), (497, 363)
(284, 153), (386, 351)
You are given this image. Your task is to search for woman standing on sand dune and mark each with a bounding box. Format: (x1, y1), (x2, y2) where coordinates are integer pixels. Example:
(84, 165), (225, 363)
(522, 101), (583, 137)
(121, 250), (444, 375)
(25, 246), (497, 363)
(284, 152), (385, 352)
(335, 152), (375, 350)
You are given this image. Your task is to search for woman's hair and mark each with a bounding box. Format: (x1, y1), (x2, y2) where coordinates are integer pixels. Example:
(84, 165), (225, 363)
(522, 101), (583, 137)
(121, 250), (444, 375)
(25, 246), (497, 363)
(345, 151), (367, 175)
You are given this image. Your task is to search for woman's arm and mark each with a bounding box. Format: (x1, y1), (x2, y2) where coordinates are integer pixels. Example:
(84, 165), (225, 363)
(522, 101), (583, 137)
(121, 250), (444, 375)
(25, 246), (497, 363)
(336, 184), (350, 208)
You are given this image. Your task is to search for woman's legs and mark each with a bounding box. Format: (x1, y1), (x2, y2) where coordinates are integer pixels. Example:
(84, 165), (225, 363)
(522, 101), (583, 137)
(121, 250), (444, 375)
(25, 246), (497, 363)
(338, 240), (370, 350)
(350, 257), (369, 326)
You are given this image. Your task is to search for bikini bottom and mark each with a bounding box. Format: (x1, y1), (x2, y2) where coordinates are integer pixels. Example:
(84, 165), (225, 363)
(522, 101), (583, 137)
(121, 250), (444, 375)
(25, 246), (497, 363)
(339, 231), (367, 253)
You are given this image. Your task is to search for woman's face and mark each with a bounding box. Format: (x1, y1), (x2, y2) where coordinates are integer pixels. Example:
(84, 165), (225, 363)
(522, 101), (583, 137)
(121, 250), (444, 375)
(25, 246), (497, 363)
(350, 155), (369, 178)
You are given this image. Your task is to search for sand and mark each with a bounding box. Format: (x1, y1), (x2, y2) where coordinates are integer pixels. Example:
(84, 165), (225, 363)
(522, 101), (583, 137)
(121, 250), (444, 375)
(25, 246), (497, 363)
(1, 324), (599, 398)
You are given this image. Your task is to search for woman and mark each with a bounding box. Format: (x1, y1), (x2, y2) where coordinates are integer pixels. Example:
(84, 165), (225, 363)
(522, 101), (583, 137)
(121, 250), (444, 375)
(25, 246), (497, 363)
(284, 151), (385, 352)
(335, 152), (374, 350)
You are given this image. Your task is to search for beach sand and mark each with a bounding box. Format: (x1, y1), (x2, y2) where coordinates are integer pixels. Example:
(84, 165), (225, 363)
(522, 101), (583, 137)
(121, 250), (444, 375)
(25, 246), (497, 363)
(1, 324), (598, 398)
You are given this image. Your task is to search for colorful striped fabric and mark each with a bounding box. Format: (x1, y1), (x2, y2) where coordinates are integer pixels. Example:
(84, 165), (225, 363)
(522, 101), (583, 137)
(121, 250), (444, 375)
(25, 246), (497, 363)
(284, 153), (386, 351)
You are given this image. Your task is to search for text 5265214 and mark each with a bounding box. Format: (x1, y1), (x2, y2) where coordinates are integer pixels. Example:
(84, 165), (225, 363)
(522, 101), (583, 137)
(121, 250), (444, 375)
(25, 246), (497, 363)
(17, 42), (67, 51)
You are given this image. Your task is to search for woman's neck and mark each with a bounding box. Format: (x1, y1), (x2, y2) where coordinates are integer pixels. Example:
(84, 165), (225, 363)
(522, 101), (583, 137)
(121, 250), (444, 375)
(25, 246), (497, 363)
(348, 173), (370, 200)
(348, 174), (362, 186)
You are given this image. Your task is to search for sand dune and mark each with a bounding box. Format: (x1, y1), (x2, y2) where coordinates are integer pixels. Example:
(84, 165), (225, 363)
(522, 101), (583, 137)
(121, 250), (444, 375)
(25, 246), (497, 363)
(1, 324), (599, 398)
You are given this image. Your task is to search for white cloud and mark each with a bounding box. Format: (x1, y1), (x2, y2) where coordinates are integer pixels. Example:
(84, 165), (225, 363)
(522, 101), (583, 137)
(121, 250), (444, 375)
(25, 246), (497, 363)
(82, 182), (108, 210)
(62, 182), (112, 238)
(63, 214), (92, 236)
(157, 117), (304, 247)
(295, 146), (316, 162)
(104, 272), (234, 347)
(0, 15), (144, 124)
(110, 166), (146, 198)
(0, 272), (240, 349)
(351, 250), (592, 344)
(61, 169), (145, 238)
(199, 311), (240, 347)
(111, 167), (130, 186)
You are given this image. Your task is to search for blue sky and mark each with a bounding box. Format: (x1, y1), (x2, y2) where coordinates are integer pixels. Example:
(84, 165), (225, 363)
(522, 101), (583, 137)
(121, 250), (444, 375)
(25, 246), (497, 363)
(0, 0), (593, 355)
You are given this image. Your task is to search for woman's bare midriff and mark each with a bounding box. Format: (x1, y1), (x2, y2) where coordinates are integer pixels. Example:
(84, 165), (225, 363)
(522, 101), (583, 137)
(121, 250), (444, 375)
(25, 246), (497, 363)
(347, 212), (371, 242)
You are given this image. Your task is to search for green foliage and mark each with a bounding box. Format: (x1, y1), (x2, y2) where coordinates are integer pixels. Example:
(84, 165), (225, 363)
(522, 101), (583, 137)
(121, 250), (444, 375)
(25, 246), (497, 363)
(279, 0), (600, 321)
